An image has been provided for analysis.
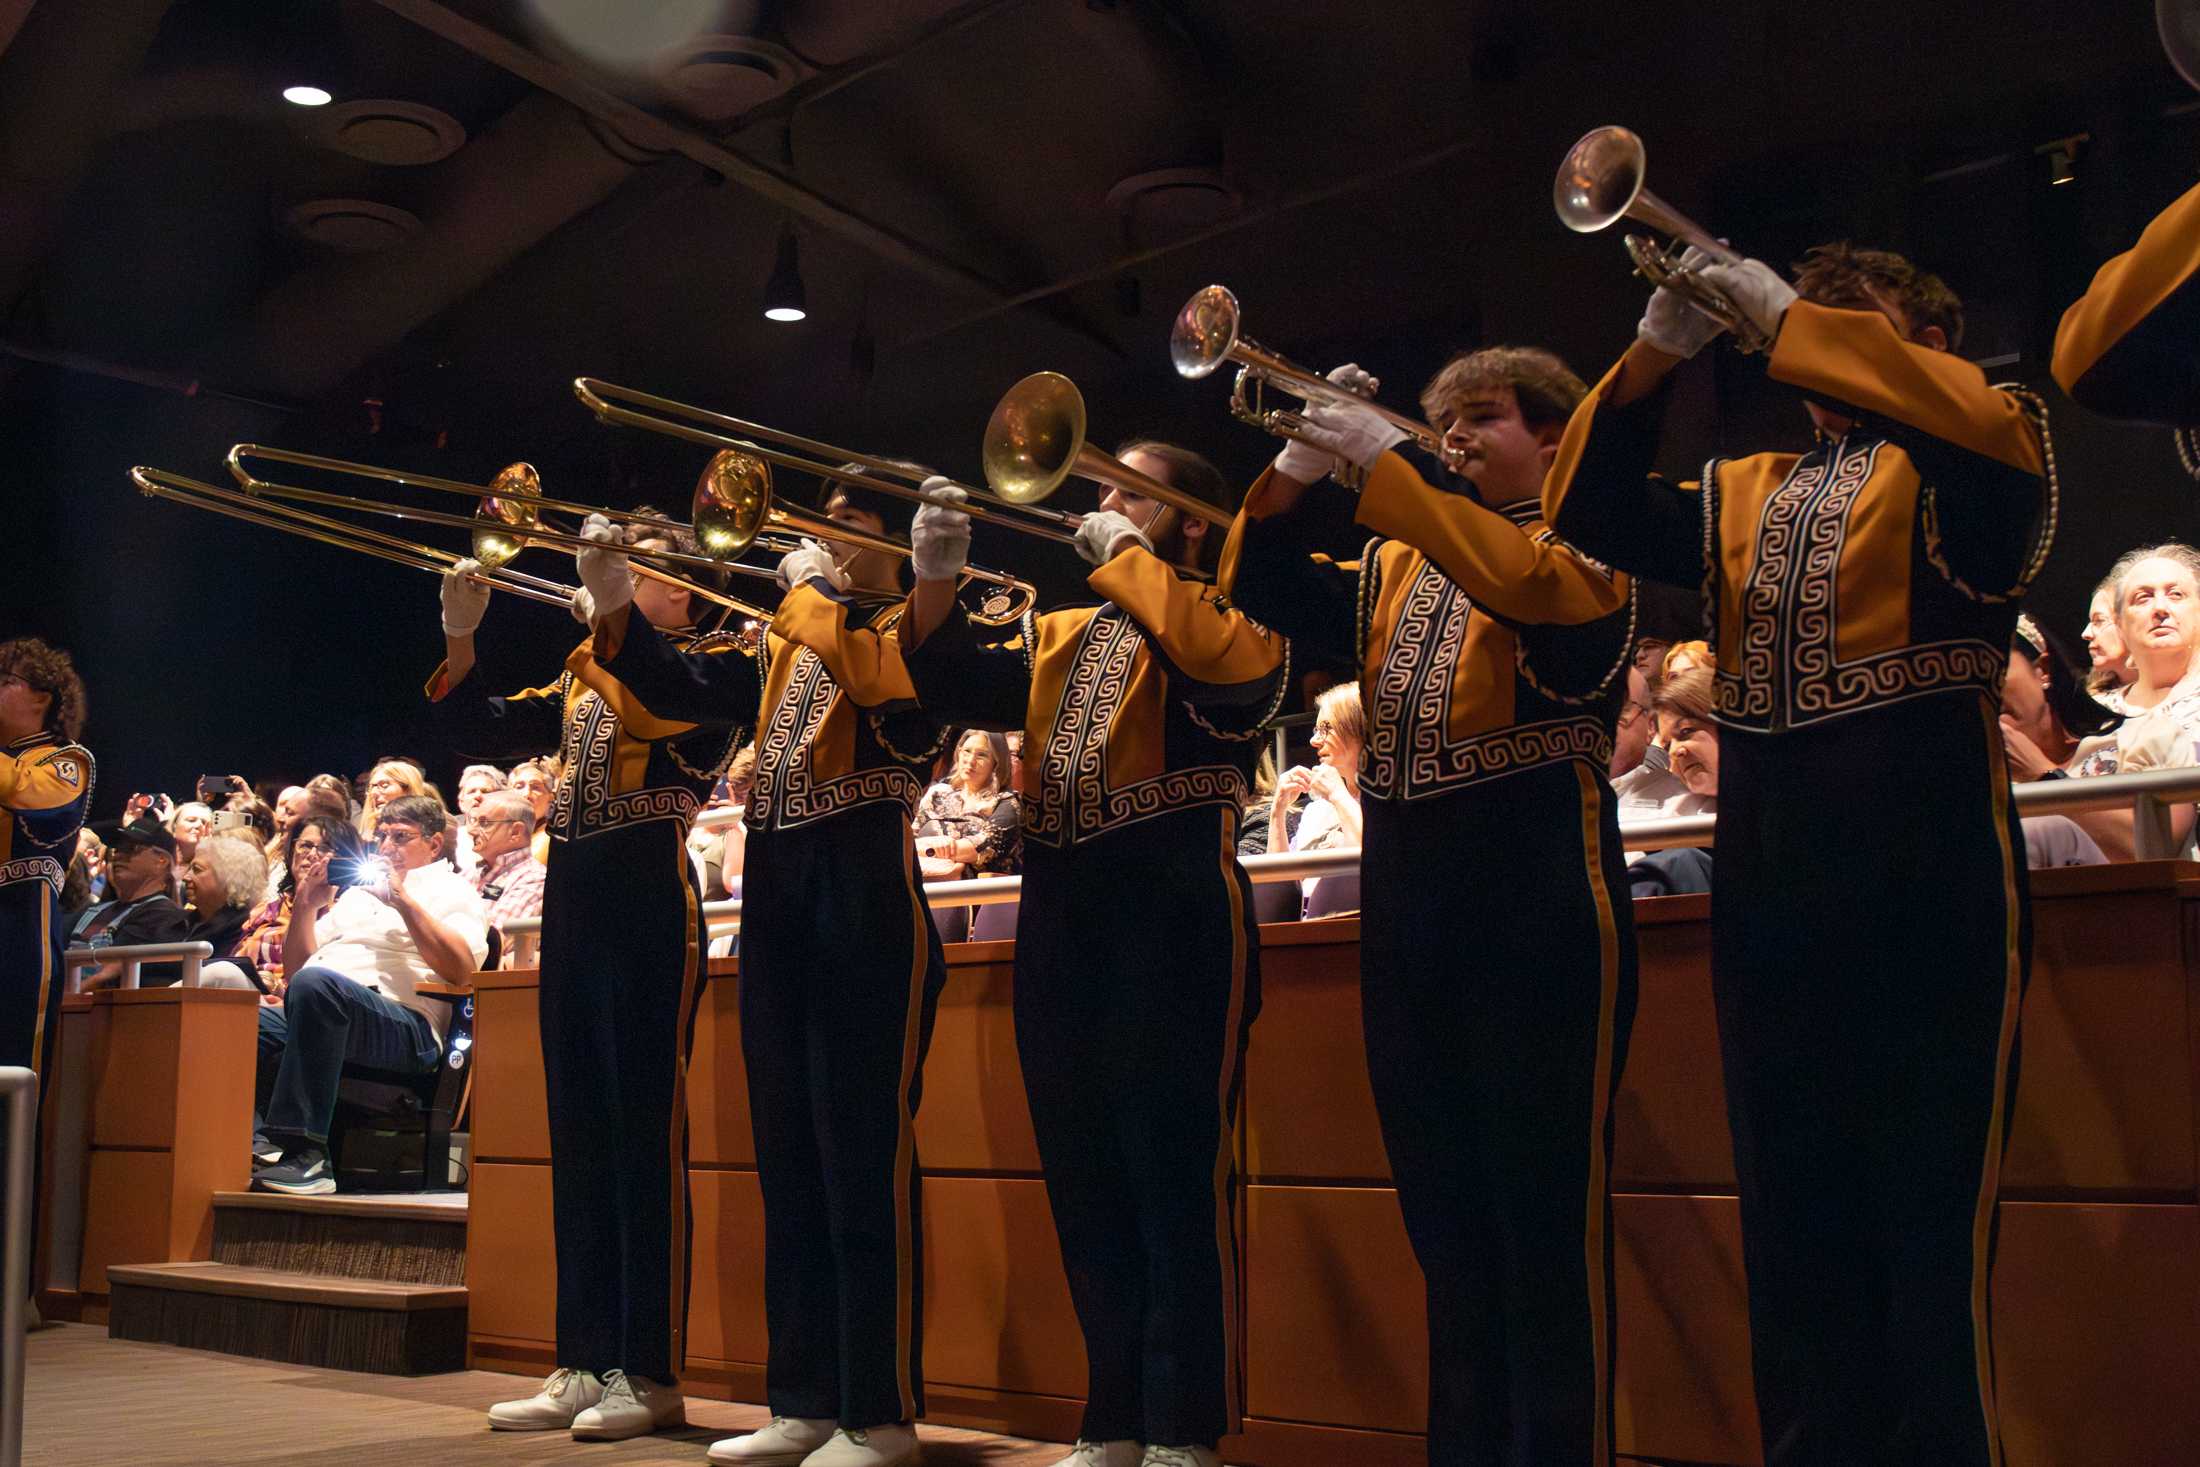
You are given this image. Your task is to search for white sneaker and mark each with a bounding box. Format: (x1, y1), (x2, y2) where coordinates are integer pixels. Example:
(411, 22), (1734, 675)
(1139, 1449), (1222, 1467)
(1053, 1443), (1142, 1467)
(804, 1423), (920, 1466)
(486, 1367), (603, 1430)
(706, 1415), (837, 1465)
(569, 1368), (686, 1440)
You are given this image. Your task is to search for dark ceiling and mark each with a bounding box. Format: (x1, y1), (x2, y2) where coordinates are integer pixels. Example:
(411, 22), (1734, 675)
(5, 0), (2197, 805)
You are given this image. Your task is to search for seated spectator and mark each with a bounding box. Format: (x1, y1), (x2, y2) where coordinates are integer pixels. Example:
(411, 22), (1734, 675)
(305, 772), (356, 820)
(2000, 615), (2117, 868)
(468, 790), (545, 959)
(1271, 682), (1364, 918)
(508, 757), (557, 865)
(356, 758), (433, 838)
(1239, 750), (1298, 858)
(168, 801), (215, 868)
(2062, 545), (2200, 859)
(915, 730), (1023, 880)
(1632, 634), (1671, 679)
(1628, 666), (1718, 897)
(70, 817), (194, 987)
(1608, 666), (1679, 811)
(2082, 568), (2138, 697)
(253, 794), (488, 1194)
(206, 801), (358, 999)
(452, 763), (507, 875)
(61, 847), (96, 918)
(72, 827), (106, 907)
(689, 746), (754, 905)
(272, 785), (310, 836)
(1662, 638), (1711, 680)
(182, 831), (270, 965)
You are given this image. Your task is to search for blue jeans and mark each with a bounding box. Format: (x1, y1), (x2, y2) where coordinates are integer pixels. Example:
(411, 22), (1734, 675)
(256, 965), (440, 1145)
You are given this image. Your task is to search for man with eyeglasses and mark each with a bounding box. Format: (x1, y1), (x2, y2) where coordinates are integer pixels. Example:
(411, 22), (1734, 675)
(466, 789), (544, 955)
(251, 794), (487, 1195)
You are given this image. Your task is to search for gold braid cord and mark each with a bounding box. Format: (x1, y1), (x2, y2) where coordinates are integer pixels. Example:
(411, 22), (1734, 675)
(1919, 386), (2060, 605)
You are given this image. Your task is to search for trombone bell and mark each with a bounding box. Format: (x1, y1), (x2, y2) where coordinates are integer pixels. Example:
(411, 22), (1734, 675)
(693, 449), (773, 557)
(982, 370), (1086, 505)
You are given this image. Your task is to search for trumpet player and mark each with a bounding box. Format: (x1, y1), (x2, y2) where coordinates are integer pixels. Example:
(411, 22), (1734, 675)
(902, 445), (1286, 1467)
(575, 461), (952, 1467)
(2052, 177), (2200, 431)
(432, 511), (753, 1443)
(1544, 243), (2051, 1467)
(1221, 347), (1638, 1465)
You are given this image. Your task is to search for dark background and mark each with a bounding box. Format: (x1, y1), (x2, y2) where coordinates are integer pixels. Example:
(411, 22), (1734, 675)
(3, 0), (2196, 811)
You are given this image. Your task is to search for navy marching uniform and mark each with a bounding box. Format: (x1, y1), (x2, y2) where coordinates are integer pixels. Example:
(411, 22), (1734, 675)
(1547, 299), (2053, 1466)
(1225, 442), (1638, 1464)
(430, 623), (753, 1389)
(589, 582), (950, 1440)
(903, 545), (1286, 1452)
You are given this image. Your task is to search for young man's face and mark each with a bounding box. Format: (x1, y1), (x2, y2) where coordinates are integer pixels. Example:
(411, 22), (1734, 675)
(1103, 451), (1205, 568)
(1434, 386), (1559, 506)
(371, 819), (445, 876)
(629, 537), (697, 628)
(821, 495), (899, 591)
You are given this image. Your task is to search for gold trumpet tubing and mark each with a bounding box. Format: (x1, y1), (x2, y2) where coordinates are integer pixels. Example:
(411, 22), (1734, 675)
(572, 377), (1081, 546)
(130, 468), (578, 610)
(1224, 338), (1444, 455)
(1626, 237), (1774, 354)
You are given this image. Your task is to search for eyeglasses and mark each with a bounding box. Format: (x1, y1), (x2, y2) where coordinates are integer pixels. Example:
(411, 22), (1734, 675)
(292, 839), (330, 855)
(1617, 700), (1650, 728)
(464, 817), (525, 833)
(372, 828), (424, 849)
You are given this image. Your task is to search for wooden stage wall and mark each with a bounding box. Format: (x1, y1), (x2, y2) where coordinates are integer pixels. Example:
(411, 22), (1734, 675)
(465, 862), (2200, 1467)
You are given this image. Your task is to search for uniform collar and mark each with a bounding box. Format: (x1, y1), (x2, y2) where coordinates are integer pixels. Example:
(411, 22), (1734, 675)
(1494, 499), (1543, 529)
(5, 730), (52, 753)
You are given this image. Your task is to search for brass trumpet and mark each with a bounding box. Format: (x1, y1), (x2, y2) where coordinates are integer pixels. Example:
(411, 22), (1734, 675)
(1553, 125), (1772, 354)
(983, 370), (1238, 526)
(1169, 284), (1447, 484)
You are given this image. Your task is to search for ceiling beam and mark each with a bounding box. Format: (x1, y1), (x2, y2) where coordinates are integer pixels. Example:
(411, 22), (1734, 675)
(369, 0), (1017, 309)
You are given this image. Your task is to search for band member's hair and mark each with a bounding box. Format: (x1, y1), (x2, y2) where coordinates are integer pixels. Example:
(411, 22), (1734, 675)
(2110, 541), (2200, 616)
(623, 503), (699, 558)
(1315, 680), (1367, 749)
(1418, 346), (1588, 434)
(823, 460), (922, 540)
(0, 636), (88, 741)
(1113, 440), (1238, 572)
(1792, 243), (1965, 350)
(375, 794), (450, 841)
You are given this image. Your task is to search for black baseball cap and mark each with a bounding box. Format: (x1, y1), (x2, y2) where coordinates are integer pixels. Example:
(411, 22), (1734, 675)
(96, 816), (176, 855)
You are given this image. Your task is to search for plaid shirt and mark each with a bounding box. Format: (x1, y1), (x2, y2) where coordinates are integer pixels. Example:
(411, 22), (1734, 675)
(474, 846), (546, 962)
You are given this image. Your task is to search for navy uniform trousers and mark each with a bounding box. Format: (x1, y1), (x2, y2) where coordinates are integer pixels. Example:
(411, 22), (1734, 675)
(1015, 804), (1261, 1449)
(538, 816), (709, 1385)
(1716, 695), (2028, 1467)
(1360, 763), (1637, 1466)
(741, 803), (949, 1429)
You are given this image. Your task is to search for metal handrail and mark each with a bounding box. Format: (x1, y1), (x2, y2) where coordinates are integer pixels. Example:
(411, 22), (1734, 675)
(493, 767), (2200, 946)
(60, 941), (216, 994)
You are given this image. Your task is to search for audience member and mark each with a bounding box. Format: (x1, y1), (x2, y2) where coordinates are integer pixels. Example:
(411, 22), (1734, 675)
(508, 758), (556, 865)
(168, 801), (215, 867)
(356, 758), (433, 838)
(1239, 750), (1297, 858)
(182, 832), (270, 964)
(2083, 568), (2138, 697)
(60, 849), (96, 918)
(73, 828), (106, 905)
(452, 763), (507, 874)
(206, 802), (359, 1000)
(1628, 666), (1718, 896)
(2001, 616), (2117, 867)
(1662, 639), (1711, 680)
(915, 729), (1023, 880)
(70, 817), (193, 986)
(1272, 682), (1365, 918)
(305, 772), (356, 819)
(1632, 635), (1671, 678)
(1607, 666), (1674, 805)
(469, 789), (545, 958)
(272, 785), (310, 834)
(2063, 544), (2200, 859)
(253, 794), (488, 1193)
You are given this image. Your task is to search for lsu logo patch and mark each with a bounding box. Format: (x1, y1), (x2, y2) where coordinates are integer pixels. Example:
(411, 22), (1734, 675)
(42, 756), (81, 789)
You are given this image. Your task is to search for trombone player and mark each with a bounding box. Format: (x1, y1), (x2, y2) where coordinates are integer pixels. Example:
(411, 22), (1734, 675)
(576, 460), (952, 1467)
(434, 508), (756, 1444)
(1219, 347), (1638, 1466)
(1544, 240), (2050, 1467)
(903, 443), (1285, 1467)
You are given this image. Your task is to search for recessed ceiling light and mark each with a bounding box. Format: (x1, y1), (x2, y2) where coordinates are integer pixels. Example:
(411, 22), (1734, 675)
(283, 85), (334, 107)
(763, 306), (807, 322)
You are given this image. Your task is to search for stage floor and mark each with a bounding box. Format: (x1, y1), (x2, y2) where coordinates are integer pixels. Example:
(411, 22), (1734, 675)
(24, 1325), (1069, 1465)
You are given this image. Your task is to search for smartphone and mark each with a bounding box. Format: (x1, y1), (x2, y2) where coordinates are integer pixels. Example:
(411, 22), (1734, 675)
(197, 775), (232, 804)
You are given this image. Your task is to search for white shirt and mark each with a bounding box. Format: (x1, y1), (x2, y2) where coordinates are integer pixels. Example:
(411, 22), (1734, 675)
(307, 861), (489, 1041)
(1289, 795), (1359, 903)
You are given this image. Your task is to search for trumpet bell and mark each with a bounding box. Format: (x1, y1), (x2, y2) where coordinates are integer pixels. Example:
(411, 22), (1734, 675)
(692, 449), (773, 557)
(1169, 285), (1242, 380)
(982, 370), (1086, 505)
(472, 462), (544, 568)
(1554, 125), (1647, 235)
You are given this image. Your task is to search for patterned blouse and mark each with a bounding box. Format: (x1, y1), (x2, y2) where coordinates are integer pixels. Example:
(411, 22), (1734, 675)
(914, 784), (1024, 877)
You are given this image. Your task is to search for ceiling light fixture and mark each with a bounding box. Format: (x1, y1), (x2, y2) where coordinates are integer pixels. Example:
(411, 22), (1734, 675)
(763, 221), (806, 323)
(283, 84), (334, 107)
(2035, 132), (2089, 188)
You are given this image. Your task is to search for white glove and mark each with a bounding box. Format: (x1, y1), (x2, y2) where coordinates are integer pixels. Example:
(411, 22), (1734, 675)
(440, 558), (491, 637)
(1072, 509), (1152, 567)
(1638, 246), (1728, 359)
(568, 585), (596, 627)
(1694, 256), (1798, 343)
(1292, 396), (1409, 475)
(1272, 363), (1376, 484)
(777, 537), (850, 592)
(574, 512), (634, 621)
(910, 480), (972, 582)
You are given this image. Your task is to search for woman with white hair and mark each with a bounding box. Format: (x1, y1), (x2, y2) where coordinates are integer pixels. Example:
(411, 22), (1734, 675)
(2061, 543), (2200, 859)
(181, 831), (270, 967)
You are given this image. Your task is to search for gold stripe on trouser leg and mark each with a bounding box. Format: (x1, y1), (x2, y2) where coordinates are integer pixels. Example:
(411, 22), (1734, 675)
(669, 823), (705, 1376)
(891, 826), (927, 1422)
(1970, 701), (2023, 1467)
(1571, 765), (1620, 1467)
(30, 899), (51, 1075)
(1208, 810), (1249, 1429)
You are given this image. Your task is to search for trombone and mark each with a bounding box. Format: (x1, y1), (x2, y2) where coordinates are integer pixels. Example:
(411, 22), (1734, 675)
(574, 377), (1082, 546)
(982, 370), (1238, 527)
(1169, 284), (1447, 484)
(1553, 125), (1773, 354)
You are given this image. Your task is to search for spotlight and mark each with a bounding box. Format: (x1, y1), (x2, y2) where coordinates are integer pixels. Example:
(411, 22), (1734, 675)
(283, 84), (334, 107)
(763, 222), (806, 323)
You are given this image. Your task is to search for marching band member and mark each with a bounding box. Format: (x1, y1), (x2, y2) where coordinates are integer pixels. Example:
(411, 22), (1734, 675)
(1545, 244), (2052, 1466)
(577, 462), (950, 1467)
(2052, 179), (2200, 428)
(431, 513), (753, 1443)
(1221, 348), (1638, 1465)
(0, 637), (93, 1284)
(902, 446), (1286, 1467)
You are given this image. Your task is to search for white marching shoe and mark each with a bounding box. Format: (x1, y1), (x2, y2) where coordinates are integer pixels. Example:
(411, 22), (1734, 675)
(1140, 1449), (1223, 1467)
(1053, 1442), (1142, 1467)
(569, 1368), (686, 1440)
(485, 1367), (603, 1430)
(804, 1422), (921, 1466)
(706, 1415), (837, 1465)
